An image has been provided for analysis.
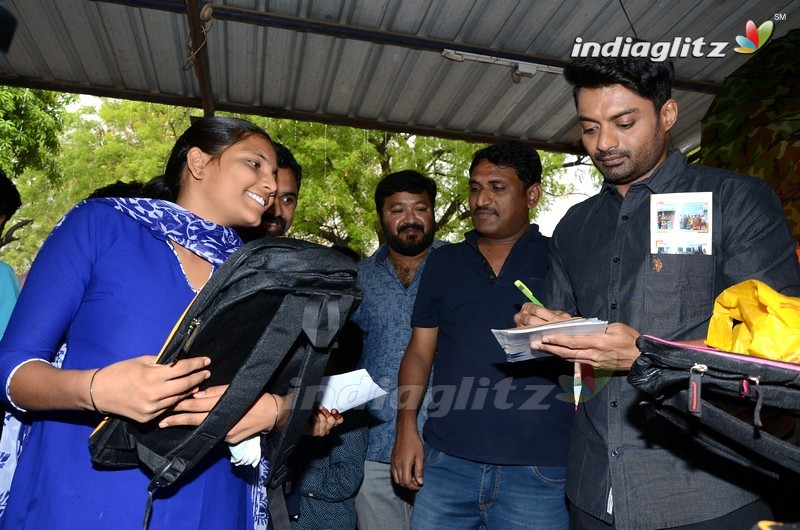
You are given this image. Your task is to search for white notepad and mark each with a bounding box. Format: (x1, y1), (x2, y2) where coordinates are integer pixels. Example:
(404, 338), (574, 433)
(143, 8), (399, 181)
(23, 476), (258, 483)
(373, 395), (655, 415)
(492, 318), (608, 362)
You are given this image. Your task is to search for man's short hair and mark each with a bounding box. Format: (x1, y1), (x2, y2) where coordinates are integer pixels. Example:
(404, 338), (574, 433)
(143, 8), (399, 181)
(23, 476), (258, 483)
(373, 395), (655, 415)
(563, 56), (675, 114)
(274, 142), (302, 190)
(0, 169), (21, 220)
(469, 141), (542, 190)
(374, 170), (437, 213)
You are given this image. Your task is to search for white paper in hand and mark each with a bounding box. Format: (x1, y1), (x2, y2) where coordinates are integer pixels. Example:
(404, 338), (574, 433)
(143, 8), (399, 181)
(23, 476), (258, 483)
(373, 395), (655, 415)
(316, 369), (387, 413)
(492, 318), (608, 362)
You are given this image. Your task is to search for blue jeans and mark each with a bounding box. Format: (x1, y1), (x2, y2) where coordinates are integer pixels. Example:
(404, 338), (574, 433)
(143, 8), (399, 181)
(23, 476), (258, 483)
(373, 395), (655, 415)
(411, 442), (568, 530)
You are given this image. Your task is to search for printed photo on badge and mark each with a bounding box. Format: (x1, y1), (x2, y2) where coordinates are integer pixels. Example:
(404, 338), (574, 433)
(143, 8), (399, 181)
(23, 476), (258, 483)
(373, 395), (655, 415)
(650, 192), (713, 255)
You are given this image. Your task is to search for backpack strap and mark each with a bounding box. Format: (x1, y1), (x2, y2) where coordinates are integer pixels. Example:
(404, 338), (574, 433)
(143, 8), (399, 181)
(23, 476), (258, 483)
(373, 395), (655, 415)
(266, 484), (292, 530)
(145, 294), (308, 490)
(265, 293), (355, 487)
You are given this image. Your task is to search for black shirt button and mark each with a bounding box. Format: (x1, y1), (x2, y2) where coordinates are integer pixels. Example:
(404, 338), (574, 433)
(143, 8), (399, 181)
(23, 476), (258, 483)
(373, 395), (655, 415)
(611, 449), (620, 458)
(621, 215), (629, 221)
(610, 400), (618, 408)
(611, 303), (618, 310)
(613, 257), (620, 263)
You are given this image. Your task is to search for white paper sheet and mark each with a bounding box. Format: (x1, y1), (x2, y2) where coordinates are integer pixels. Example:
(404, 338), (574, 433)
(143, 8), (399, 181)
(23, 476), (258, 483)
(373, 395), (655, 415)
(316, 368), (388, 412)
(492, 318), (608, 362)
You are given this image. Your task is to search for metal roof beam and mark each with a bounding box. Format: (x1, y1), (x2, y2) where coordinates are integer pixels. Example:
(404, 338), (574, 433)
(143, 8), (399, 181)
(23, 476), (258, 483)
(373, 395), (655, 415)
(213, 102), (587, 155)
(185, 0), (215, 116)
(90, 0), (185, 13)
(202, 3), (720, 95)
(92, 0), (216, 115)
(0, 74), (586, 154)
(92, 1), (721, 95)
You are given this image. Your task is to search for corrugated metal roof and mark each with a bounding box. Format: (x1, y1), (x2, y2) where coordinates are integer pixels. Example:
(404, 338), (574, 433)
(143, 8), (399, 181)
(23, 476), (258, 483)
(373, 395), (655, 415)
(1, 0), (799, 154)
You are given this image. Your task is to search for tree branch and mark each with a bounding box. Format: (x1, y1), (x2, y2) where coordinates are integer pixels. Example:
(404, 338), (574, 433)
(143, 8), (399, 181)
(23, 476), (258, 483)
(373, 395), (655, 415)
(0, 219), (32, 248)
(559, 156), (593, 168)
(437, 198), (465, 228)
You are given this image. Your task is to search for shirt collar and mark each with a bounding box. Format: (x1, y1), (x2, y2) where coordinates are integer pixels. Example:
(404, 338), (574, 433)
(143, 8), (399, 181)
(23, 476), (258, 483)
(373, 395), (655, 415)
(464, 223), (542, 250)
(593, 149), (686, 211)
(375, 238), (445, 265)
(375, 242), (391, 264)
(640, 149), (686, 194)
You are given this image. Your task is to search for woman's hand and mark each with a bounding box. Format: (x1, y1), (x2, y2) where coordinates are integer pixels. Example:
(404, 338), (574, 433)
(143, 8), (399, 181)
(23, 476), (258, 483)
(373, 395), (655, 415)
(89, 356), (211, 423)
(304, 406), (343, 437)
(163, 386), (289, 444)
(160, 388), (344, 441)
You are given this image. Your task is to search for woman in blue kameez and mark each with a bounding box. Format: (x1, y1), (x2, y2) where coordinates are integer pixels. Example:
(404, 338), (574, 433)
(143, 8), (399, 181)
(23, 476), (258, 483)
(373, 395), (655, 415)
(0, 117), (291, 529)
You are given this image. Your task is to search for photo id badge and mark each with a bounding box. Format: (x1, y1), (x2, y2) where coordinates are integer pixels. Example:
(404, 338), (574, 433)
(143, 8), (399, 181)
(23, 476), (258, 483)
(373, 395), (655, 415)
(650, 192), (712, 255)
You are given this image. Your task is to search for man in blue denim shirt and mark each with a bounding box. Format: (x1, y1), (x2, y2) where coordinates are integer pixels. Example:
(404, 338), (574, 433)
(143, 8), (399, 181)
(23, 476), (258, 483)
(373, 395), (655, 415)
(515, 57), (800, 529)
(352, 170), (443, 530)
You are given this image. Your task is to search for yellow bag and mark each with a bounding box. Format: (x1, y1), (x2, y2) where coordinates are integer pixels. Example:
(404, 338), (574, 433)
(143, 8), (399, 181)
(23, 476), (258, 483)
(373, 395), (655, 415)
(706, 279), (800, 363)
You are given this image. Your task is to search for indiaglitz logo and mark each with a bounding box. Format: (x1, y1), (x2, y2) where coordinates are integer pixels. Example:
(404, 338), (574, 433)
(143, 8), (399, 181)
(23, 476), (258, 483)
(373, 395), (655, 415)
(733, 19), (774, 54)
(570, 36), (728, 62)
(571, 17), (779, 62)
(555, 368), (613, 404)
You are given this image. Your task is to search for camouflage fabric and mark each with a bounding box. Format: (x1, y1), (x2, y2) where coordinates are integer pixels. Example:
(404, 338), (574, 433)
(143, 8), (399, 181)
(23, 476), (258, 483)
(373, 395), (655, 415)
(699, 28), (800, 242)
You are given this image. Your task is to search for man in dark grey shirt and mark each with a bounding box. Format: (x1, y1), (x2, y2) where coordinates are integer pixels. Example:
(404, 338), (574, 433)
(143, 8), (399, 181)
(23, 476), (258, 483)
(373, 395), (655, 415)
(515, 57), (800, 529)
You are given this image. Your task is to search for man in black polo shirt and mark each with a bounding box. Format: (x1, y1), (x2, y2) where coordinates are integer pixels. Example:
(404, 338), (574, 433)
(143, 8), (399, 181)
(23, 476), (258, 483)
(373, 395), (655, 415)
(391, 141), (574, 529)
(515, 57), (800, 529)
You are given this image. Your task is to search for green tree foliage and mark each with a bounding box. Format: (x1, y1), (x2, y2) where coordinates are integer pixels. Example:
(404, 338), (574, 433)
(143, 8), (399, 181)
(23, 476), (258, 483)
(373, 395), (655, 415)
(4, 95), (593, 272)
(0, 87), (72, 180)
(243, 117), (575, 256)
(0, 87), (73, 268)
(258, 120), (387, 253)
(4, 99), (191, 272)
(58, 99), (192, 197)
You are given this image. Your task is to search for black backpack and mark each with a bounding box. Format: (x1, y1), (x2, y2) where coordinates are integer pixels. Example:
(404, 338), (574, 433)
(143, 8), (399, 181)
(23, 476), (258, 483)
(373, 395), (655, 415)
(88, 237), (361, 504)
(628, 335), (800, 477)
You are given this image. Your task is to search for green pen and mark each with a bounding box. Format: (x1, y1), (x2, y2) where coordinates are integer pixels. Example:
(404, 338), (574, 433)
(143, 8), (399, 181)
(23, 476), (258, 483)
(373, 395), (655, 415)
(514, 280), (543, 306)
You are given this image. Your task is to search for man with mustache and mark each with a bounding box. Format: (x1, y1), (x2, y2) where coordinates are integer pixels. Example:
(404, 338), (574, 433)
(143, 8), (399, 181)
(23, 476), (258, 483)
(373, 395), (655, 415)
(352, 170), (443, 530)
(391, 143), (573, 529)
(515, 57), (800, 529)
